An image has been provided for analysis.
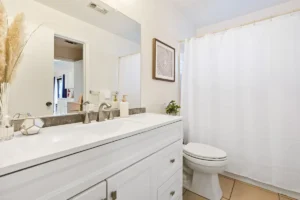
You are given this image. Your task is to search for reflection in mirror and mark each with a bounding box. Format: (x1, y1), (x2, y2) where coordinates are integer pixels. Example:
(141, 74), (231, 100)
(54, 36), (84, 115)
(9, 0), (141, 117)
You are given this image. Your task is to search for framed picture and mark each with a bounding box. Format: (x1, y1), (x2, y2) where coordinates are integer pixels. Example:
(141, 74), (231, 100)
(152, 38), (175, 82)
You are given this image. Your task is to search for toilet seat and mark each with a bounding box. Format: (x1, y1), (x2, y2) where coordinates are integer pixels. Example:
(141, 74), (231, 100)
(183, 143), (227, 161)
(183, 152), (227, 167)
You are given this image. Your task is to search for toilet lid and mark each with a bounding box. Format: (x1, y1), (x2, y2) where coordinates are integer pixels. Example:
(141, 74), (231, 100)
(183, 143), (227, 161)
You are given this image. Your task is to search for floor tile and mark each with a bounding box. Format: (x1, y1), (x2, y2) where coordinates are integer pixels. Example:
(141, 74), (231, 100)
(279, 194), (296, 200)
(231, 181), (279, 200)
(219, 175), (235, 199)
(183, 191), (208, 200)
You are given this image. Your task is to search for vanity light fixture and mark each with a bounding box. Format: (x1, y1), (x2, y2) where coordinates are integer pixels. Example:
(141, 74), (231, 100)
(89, 2), (110, 15)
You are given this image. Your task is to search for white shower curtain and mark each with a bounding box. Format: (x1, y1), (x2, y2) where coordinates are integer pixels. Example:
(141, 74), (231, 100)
(181, 12), (300, 193)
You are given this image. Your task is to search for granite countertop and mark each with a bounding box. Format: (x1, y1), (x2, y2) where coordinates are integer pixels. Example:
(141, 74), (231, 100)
(0, 113), (182, 176)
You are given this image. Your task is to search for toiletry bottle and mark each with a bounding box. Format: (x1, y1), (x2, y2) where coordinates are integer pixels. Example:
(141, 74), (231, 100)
(112, 94), (119, 109)
(120, 95), (129, 118)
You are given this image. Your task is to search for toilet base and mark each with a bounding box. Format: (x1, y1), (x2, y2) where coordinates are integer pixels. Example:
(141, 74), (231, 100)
(184, 170), (223, 200)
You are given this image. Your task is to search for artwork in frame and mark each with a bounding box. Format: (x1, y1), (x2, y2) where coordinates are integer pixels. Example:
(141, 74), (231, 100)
(152, 38), (175, 82)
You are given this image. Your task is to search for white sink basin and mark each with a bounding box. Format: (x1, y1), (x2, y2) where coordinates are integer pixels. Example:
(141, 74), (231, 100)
(75, 119), (144, 135)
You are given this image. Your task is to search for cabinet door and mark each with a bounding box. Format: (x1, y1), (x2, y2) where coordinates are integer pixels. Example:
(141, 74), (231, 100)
(107, 157), (154, 200)
(70, 181), (106, 200)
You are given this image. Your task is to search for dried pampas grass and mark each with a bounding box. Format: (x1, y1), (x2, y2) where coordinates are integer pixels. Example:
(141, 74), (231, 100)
(5, 13), (25, 83)
(0, 2), (38, 84)
(0, 2), (7, 83)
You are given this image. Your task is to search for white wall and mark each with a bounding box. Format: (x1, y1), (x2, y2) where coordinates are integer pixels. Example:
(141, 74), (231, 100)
(4, 0), (195, 115)
(4, 0), (140, 116)
(54, 60), (74, 77)
(197, 0), (300, 36)
(89, 52), (119, 96)
(10, 26), (54, 117)
(103, 0), (196, 113)
(74, 60), (84, 102)
(118, 53), (141, 108)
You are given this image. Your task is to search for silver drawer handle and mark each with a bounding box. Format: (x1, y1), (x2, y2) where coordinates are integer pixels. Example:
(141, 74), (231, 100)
(170, 191), (175, 196)
(170, 159), (175, 163)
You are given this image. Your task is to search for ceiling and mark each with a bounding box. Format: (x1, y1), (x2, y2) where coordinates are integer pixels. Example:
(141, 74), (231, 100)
(54, 36), (83, 61)
(34, 0), (141, 44)
(169, 0), (291, 27)
(55, 37), (83, 50)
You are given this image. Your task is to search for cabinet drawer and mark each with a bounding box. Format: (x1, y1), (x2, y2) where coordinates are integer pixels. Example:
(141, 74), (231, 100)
(70, 181), (106, 200)
(157, 140), (182, 185)
(158, 169), (182, 200)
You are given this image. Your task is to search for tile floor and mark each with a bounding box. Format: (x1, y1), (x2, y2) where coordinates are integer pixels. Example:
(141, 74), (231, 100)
(182, 175), (297, 200)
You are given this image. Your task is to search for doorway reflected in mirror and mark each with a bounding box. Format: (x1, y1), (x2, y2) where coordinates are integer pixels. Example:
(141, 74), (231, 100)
(53, 36), (84, 115)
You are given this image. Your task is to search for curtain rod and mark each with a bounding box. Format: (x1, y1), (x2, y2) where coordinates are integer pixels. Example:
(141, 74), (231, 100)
(179, 8), (300, 43)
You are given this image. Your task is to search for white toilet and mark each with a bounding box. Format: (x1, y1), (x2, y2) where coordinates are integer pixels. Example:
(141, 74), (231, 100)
(183, 143), (228, 200)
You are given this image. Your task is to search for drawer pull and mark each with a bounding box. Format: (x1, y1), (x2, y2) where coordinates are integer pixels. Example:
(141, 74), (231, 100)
(170, 191), (175, 196)
(170, 159), (175, 163)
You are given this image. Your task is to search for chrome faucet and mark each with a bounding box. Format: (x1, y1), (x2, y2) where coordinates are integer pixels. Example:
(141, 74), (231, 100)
(97, 102), (113, 122)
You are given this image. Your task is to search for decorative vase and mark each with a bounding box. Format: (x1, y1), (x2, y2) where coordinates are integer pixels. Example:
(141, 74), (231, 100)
(0, 83), (14, 141)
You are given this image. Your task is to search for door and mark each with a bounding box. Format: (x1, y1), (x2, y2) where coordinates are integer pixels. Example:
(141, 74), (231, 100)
(10, 25), (54, 116)
(70, 181), (106, 200)
(107, 157), (154, 200)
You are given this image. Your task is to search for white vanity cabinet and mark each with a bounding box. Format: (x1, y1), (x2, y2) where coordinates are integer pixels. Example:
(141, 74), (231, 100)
(0, 114), (183, 200)
(105, 140), (183, 200)
(70, 181), (107, 200)
(106, 154), (154, 200)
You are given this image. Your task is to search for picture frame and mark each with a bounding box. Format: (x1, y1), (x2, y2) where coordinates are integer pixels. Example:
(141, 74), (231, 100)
(152, 38), (176, 82)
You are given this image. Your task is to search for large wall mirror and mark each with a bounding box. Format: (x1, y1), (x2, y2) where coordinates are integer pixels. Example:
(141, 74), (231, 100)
(9, 0), (141, 117)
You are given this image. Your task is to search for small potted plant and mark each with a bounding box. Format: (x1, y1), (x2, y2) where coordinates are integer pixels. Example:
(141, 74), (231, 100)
(165, 100), (181, 116)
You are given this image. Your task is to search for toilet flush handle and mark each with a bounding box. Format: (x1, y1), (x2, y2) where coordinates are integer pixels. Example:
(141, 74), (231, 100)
(170, 159), (175, 163)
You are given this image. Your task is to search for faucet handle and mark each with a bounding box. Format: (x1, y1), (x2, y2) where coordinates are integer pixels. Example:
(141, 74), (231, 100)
(102, 103), (112, 110)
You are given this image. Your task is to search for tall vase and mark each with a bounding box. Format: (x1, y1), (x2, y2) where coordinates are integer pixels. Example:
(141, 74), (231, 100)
(0, 83), (14, 141)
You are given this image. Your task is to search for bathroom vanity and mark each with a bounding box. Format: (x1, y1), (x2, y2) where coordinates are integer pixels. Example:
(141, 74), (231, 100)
(0, 113), (183, 200)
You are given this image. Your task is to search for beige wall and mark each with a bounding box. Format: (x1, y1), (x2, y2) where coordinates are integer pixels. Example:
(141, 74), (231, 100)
(4, 0), (195, 114)
(197, 0), (300, 36)
(104, 0), (196, 113)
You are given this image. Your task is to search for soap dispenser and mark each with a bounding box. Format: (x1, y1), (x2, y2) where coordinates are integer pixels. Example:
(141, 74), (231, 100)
(112, 93), (119, 109)
(120, 95), (129, 118)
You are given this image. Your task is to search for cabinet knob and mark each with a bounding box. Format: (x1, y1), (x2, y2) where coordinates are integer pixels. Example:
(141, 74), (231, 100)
(170, 191), (175, 196)
(170, 159), (175, 163)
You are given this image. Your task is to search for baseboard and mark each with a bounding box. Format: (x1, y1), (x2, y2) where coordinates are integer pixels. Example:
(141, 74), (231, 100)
(221, 172), (300, 200)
